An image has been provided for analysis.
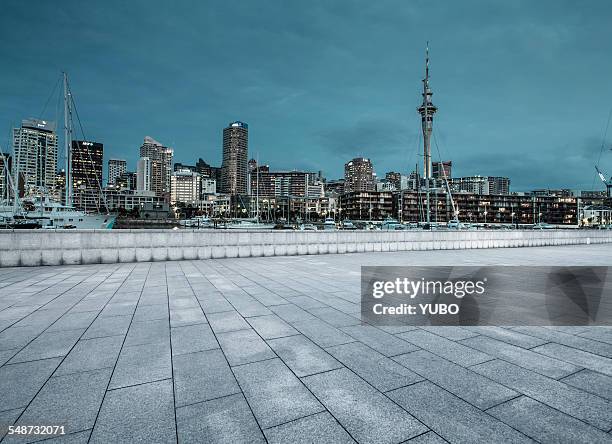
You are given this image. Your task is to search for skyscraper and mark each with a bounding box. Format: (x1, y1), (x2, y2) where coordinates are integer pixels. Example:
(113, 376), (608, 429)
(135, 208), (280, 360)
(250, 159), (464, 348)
(71, 140), (103, 190)
(0, 154), (11, 199)
(108, 159), (127, 185)
(12, 119), (58, 193)
(221, 121), (248, 195)
(344, 157), (375, 193)
(139, 136), (173, 201)
(136, 157), (152, 192)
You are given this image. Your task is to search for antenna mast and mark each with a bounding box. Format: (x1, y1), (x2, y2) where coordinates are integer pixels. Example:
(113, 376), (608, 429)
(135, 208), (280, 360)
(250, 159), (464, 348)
(63, 72), (73, 206)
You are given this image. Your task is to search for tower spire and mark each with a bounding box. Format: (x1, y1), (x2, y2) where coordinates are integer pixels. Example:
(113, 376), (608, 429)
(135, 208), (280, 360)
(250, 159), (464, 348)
(418, 42), (437, 181)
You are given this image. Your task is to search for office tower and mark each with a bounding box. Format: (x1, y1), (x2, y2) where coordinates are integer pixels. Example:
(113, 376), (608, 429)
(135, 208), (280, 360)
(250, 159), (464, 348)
(137, 157), (152, 192)
(344, 157), (375, 193)
(487, 176), (511, 195)
(12, 119), (58, 192)
(108, 159), (127, 185)
(140, 136), (173, 201)
(71, 140), (103, 190)
(221, 121), (248, 195)
(432, 161), (452, 180)
(171, 169), (201, 204)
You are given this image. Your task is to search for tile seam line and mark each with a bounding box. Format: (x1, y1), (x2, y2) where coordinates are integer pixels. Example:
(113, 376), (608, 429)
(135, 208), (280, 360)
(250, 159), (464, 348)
(0, 263), (130, 442)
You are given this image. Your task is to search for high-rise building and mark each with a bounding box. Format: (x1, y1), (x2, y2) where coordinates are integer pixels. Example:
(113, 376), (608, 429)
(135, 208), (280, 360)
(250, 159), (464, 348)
(432, 161), (452, 180)
(108, 159), (127, 185)
(385, 172), (402, 190)
(116, 171), (137, 191)
(0, 154), (11, 199)
(12, 119), (58, 193)
(137, 157), (152, 192)
(171, 169), (201, 204)
(71, 140), (103, 190)
(344, 157), (375, 193)
(140, 136), (173, 201)
(487, 176), (511, 195)
(221, 121), (248, 195)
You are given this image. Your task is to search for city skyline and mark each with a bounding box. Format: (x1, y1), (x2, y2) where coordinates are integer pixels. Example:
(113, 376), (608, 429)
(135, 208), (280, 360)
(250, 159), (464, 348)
(1, 1), (612, 190)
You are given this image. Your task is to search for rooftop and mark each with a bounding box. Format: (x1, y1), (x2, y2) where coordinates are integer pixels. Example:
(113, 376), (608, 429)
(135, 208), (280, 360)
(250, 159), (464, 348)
(1, 245), (611, 443)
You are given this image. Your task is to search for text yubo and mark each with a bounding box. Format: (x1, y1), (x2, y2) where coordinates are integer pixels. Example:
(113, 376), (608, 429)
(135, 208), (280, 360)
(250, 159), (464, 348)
(373, 303), (460, 315)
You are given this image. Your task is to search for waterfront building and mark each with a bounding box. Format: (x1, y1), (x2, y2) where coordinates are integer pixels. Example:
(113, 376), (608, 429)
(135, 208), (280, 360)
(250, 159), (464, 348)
(339, 191), (394, 220)
(344, 158), (375, 193)
(136, 157), (152, 192)
(115, 171), (137, 191)
(71, 140), (103, 189)
(221, 121), (248, 195)
(108, 159), (127, 185)
(170, 169), (201, 205)
(140, 136), (173, 201)
(395, 190), (578, 225)
(487, 176), (510, 195)
(0, 154), (11, 199)
(12, 119), (58, 193)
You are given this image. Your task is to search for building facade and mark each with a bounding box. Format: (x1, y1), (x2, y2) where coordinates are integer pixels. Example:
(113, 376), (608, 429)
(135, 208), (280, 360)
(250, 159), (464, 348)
(395, 191), (578, 225)
(0, 154), (11, 200)
(139, 136), (173, 201)
(115, 171), (137, 191)
(170, 170), (201, 205)
(344, 158), (375, 193)
(221, 121), (248, 195)
(71, 140), (103, 190)
(432, 161), (452, 180)
(108, 159), (127, 185)
(250, 168), (318, 200)
(136, 157), (152, 192)
(487, 176), (510, 195)
(12, 119), (58, 194)
(339, 191), (394, 220)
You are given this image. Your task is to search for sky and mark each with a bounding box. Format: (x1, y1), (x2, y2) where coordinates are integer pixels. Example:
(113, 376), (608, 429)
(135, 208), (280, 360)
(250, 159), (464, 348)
(1, 0), (611, 191)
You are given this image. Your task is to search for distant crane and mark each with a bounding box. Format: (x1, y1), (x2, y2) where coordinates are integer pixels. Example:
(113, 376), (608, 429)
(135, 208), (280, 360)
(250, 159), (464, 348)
(595, 166), (612, 197)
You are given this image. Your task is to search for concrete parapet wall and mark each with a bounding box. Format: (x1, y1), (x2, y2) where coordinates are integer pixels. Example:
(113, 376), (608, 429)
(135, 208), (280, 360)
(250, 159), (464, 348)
(0, 229), (611, 267)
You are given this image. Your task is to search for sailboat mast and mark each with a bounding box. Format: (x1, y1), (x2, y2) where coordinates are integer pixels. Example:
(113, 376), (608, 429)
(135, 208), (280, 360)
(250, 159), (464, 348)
(63, 72), (73, 206)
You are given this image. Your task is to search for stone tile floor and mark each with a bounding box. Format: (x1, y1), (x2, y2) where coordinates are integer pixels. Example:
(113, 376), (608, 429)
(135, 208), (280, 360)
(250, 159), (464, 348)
(0, 244), (611, 443)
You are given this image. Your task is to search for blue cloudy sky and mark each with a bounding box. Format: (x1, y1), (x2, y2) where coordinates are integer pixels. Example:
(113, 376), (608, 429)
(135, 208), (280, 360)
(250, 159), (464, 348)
(1, 0), (611, 190)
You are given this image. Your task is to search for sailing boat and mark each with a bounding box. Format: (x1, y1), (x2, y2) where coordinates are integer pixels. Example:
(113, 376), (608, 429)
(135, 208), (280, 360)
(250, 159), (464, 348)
(1, 73), (116, 229)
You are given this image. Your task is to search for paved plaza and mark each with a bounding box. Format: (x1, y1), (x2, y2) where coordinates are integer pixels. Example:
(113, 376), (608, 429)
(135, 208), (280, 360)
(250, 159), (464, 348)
(1, 244), (612, 443)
